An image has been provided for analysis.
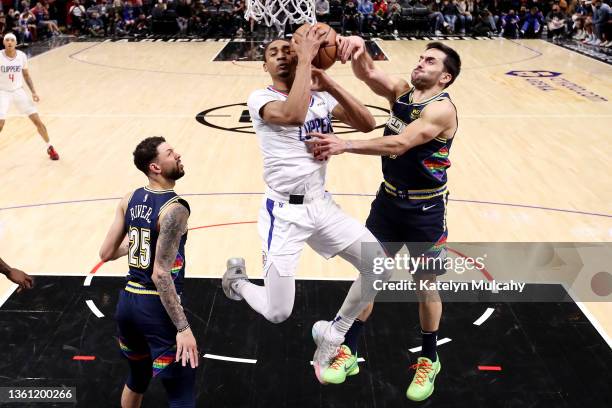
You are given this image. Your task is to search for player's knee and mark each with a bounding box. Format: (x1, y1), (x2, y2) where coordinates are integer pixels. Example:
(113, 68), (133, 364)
(265, 308), (292, 324)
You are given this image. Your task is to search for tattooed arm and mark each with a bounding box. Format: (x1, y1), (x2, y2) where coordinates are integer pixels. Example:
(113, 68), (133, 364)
(152, 202), (198, 368)
(152, 202), (190, 330)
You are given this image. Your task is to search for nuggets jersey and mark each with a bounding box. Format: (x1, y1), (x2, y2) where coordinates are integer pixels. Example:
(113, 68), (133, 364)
(383, 88), (457, 194)
(0, 50), (27, 91)
(247, 86), (338, 194)
(124, 187), (189, 293)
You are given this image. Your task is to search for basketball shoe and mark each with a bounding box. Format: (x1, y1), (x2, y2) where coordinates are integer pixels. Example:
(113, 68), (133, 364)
(406, 355), (441, 402)
(222, 257), (248, 301)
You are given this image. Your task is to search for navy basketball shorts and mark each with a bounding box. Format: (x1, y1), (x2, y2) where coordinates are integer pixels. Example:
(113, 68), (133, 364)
(366, 186), (449, 276)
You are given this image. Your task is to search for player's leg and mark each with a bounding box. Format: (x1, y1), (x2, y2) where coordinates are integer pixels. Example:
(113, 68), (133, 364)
(115, 291), (153, 408)
(233, 260), (297, 323)
(0, 90), (10, 132)
(159, 361), (197, 408)
(14, 88), (59, 159)
(144, 294), (197, 407)
(222, 198), (311, 323)
(404, 194), (448, 402)
(307, 193), (392, 383)
(322, 187), (400, 379)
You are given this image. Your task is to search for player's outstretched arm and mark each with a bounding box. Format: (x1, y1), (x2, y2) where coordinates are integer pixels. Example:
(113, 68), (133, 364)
(152, 203), (198, 369)
(99, 193), (130, 262)
(336, 35), (408, 104)
(307, 100), (455, 158)
(310, 67), (375, 132)
(260, 27), (327, 126)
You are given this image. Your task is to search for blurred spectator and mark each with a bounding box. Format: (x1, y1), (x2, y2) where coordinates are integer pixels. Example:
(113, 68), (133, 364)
(500, 9), (520, 37)
(590, 0), (610, 45)
(87, 10), (105, 36)
(176, 0), (191, 34)
(30, 2), (61, 36)
(546, 3), (566, 39)
(123, 0), (137, 32)
(342, 0), (359, 34)
(372, 0), (387, 33)
(521, 6), (543, 37)
(19, 9), (37, 42)
(442, 0), (461, 33)
(358, 0), (374, 33)
(316, 0), (330, 22)
(69, 0), (86, 34)
(429, 1), (446, 35)
(456, 0), (472, 33)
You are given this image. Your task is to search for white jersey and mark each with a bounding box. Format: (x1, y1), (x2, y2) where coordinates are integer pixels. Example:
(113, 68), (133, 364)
(0, 50), (28, 91)
(248, 86), (338, 194)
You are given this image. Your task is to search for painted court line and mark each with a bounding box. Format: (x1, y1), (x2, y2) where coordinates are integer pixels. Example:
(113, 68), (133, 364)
(409, 338), (452, 353)
(0, 284), (18, 308)
(473, 308), (496, 326)
(478, 365), (502, 371)
(85, 300), (105, 318)
(203, 354), (257, 364)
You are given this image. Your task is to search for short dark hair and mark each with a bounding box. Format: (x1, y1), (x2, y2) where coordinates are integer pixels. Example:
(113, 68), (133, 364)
(262, 39), (290, 62)
(426, 42), (461, 88)
(133, 136), (166, 175)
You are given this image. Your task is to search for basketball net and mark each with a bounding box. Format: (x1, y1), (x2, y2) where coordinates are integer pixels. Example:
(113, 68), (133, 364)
(245, 0), (316, 27)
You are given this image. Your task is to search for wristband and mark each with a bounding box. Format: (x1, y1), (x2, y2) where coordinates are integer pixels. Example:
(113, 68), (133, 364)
(177, 324), (190, 333)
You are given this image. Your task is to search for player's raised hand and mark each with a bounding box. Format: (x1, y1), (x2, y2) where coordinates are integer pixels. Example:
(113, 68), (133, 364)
(310, 68), (335, 92)
(336, 35), (366, 64)
(176, 327), (199, 369)
(305, 132), (347, 160)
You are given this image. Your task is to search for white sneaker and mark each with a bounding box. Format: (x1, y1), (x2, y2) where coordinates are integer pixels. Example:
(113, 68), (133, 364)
(604, 41), (612, 48)
(222, 257), (249, 301)
(435, 30), (442, 36)
(312, 320), (344, 384)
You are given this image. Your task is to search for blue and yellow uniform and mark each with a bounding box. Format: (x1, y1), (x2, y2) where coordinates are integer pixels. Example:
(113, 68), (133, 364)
(114, 186), (195, 405)
(366, 89), (457, 273)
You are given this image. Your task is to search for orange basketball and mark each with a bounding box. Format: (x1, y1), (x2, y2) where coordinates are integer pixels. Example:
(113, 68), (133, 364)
(293, 22), (337, 70)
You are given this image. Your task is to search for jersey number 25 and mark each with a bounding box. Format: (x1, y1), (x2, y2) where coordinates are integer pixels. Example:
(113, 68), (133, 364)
(128, 227), (151, 269)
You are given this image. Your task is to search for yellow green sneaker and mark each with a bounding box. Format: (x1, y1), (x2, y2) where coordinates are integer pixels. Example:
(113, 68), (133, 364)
(406, 355), (441, 402)
(320, 345), (359, 384)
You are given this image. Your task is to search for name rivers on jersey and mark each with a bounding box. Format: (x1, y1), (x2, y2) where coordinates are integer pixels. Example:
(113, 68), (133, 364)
(130, 205), (153, 224)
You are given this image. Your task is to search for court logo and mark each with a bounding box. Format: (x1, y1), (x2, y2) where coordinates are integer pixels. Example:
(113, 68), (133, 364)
(196, 103), (390, 135)
(505, 70), (562, 78)
(505, 71), (607, 102)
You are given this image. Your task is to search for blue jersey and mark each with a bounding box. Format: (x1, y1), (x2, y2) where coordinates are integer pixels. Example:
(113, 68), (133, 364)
(382, 89), (457, 199)
(124, 187), (189, 294)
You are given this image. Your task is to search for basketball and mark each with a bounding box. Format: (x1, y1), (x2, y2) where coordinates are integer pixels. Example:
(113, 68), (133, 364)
(293, 22), (337, 70)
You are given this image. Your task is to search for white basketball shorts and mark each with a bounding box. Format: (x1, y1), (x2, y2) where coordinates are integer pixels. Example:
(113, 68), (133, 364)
(258, 191), (366, 277)
(0, 88), (37, 120)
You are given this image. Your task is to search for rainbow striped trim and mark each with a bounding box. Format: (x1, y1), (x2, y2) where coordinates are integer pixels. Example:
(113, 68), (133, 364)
(125, 281), (159, 296)
(152, 347), (177, 377)
(422, 146), (451, 182)
(118, 337), (150, 361)
(171, 254), (184, 280)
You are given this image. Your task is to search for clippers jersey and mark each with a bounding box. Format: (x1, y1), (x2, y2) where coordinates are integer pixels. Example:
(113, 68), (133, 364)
(124, 187), (189, 293)
(383, 88), (457, 196)
(247, 86), (338, 194)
